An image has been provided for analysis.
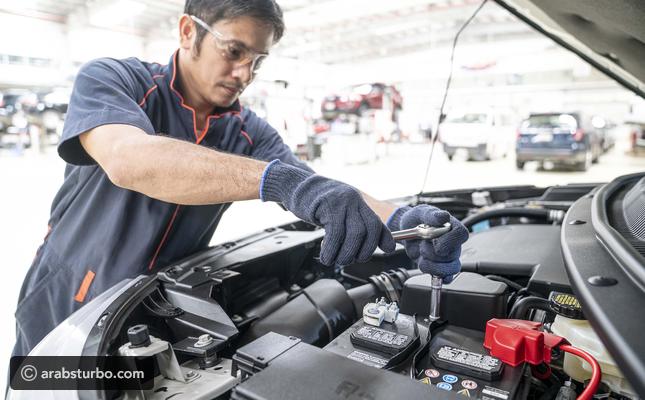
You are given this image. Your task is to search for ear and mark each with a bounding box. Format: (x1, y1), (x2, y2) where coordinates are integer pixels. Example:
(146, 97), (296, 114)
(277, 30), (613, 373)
(178, 14), (195, 50)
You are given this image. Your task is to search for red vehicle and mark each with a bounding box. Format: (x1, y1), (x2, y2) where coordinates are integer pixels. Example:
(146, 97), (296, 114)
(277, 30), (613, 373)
(321, 83), (402, 120)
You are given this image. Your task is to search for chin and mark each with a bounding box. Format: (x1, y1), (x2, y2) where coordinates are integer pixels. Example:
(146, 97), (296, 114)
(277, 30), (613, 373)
(212, 95), (238, 109)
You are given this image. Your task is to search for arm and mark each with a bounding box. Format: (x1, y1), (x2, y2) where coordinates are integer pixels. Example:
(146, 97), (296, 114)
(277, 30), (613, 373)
(361, 192), (398, 224)
(242, 110), (397, 222)
(79, 124), (268, 205)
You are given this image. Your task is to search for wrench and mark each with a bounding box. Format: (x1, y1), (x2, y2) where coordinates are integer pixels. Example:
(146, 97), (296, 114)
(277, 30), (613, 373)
(390, 222), (451, 241)
(391, 222), (452, 323)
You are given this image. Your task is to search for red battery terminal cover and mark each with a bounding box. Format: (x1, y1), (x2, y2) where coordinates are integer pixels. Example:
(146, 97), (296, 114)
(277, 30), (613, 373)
(484, 319), (568, 366)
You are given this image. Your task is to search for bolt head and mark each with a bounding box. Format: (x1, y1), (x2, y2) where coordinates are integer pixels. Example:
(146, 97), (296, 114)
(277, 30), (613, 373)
(232, 314), (243, 323)
(588, 276), (617, 286)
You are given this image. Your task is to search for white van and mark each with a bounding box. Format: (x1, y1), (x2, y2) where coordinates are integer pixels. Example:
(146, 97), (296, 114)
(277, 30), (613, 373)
(440, 110), (516, 161)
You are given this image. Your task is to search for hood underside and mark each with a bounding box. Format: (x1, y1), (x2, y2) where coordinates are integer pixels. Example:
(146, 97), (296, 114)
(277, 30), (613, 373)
(495, 0), (645, 98)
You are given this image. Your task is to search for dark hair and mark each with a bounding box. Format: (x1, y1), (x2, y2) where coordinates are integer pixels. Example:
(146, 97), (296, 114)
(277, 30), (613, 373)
(185, 0), (285, 52)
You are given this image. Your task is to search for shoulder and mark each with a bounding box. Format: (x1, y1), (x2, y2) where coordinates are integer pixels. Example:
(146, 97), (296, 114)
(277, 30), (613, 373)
(77, 57), (158, 91)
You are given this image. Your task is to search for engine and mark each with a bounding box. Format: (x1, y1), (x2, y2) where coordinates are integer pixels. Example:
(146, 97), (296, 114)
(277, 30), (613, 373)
(13, 180), (643, 400)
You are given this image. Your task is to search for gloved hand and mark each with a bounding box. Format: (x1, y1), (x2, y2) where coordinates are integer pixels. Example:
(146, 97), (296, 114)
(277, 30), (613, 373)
(260, 160), (395, 266)
(387, 205), (468, 283)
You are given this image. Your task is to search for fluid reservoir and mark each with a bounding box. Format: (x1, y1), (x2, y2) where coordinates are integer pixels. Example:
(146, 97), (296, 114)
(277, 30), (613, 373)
(549, 292), (635, 397)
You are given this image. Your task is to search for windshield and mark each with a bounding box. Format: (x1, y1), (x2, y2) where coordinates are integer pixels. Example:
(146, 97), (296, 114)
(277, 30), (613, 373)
(352, 84), (373, 95)
(446, 113), (488, 124)
(523, 114), (578, 130)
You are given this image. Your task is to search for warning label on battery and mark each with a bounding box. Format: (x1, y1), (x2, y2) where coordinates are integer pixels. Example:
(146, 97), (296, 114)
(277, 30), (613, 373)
(435, 346), (501, 372)
(354, 326), (409, 347)
(482, 386), (510, 400)
(347, 350), (388, 368)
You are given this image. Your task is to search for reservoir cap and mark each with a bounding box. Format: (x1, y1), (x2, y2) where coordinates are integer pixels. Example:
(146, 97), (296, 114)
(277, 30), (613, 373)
(549, 292), (584, 320)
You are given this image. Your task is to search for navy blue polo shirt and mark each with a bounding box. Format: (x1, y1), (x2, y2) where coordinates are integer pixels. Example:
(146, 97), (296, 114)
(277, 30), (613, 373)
(13, 50), (312, 355)
(55, 49), (313, 285)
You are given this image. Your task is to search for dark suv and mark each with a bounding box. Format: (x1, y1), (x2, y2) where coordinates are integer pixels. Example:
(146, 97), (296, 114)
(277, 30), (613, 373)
(516, 112), (603, 171)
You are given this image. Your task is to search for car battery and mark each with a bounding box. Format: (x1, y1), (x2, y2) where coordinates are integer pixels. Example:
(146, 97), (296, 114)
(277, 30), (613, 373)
(416, 325), (526, 399)
(324, 312), (420, 369)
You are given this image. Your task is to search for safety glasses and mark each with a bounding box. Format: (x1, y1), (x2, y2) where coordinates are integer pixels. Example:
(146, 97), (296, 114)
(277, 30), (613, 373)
(190, 15), (269, 74)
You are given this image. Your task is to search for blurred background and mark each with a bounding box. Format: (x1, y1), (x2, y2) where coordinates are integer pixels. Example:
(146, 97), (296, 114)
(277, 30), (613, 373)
(1, 0), (645, 389)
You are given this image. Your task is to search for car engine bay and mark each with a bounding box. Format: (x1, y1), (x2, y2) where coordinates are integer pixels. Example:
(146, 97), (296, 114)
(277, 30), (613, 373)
(18, 174), (643, 400)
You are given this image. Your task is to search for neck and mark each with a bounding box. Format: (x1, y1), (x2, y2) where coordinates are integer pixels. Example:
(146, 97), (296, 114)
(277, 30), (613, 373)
(176, 50), (213, 117)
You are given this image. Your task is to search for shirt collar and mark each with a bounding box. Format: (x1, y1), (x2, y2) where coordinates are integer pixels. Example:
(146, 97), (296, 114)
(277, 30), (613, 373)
(165, 50), (242, 116)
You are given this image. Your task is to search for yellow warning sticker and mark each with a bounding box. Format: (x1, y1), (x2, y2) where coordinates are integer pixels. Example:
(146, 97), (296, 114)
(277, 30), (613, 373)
(419, 377), (432, 385)
(458, 388), (471, 397)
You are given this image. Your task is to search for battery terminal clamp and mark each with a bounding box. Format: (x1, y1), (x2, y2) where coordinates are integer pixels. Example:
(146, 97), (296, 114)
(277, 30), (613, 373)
(362, 297), (399, 327)
(484, 319), (601, 400)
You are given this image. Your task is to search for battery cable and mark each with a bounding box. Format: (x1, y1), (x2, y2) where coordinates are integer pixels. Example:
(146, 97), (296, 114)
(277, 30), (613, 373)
(558, 344), (601, 400)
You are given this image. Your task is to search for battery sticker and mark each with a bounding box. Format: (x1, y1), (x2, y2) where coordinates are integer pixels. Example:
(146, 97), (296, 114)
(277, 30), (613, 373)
(347, 350), (388, 367)
(436, 382), (453, 391)
(442, 374), (458, 384)
(354, 326), (409, 346)
(482, 386), (510, 400)
(458, 388), (472, 397)
(424, 369), (440, 378)
(461, 380), (478, 390)
(419, 377), (432, 385)
(436, 346), (501, 372)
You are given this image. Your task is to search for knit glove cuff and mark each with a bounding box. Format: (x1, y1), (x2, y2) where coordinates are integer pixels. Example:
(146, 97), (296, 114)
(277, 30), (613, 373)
(386, 205), (412, 231)
(260, 160), (313, 203)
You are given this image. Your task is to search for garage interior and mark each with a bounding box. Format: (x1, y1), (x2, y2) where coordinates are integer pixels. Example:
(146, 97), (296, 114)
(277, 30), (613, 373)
(1, 0), (644, 395)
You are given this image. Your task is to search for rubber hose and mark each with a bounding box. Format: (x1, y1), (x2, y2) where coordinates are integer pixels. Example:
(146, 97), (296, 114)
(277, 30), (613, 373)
(509, 296), (551, 319)
(346, 269), (423, 318)
(485, 275), (525, 291)
(462, 208), (553, 230)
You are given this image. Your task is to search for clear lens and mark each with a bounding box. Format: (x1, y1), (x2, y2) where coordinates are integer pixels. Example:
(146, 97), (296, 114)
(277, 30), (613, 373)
(252, 55), (267, 72)
(191, 15), (268, 74)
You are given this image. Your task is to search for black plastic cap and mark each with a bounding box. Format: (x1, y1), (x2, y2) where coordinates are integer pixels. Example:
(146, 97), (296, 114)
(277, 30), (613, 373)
(128, 324), (151, 348)
(549, 292), (585, 320)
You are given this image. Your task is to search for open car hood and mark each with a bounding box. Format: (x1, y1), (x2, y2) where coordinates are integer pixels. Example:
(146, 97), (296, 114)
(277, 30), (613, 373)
(495, 0), (645, 98)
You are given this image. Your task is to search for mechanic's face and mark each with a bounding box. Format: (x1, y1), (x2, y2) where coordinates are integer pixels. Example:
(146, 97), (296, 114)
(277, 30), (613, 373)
(179, 15), (274, 108)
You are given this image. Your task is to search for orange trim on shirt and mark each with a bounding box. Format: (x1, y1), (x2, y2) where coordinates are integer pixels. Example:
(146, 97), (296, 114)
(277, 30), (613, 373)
(148, 205), (181, 270)
(169, 51), (216, 143)
(147, 52), (250, 271)
(74, 270), (96, 303)
(168, 50), (242, 145)
(234, 113), (253, 145)
(240, 130), (253, 146)
(138, 74), (165, 107)
(138, 85), (158, 107)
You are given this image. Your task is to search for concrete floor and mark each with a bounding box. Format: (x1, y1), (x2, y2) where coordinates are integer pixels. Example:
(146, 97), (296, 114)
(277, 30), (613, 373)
(1, 133), (643, 388)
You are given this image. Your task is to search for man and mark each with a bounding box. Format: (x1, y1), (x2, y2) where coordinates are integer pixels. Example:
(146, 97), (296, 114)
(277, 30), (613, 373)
(12, 0), (468, 356)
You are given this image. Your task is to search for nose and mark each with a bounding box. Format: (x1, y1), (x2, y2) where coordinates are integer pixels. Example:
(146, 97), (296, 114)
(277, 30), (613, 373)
(231, 61), (253, 84)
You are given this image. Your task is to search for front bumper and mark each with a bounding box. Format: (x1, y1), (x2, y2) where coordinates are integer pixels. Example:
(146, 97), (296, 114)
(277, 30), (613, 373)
(444, 143), (487, 157)
(516, 148), (586, 165)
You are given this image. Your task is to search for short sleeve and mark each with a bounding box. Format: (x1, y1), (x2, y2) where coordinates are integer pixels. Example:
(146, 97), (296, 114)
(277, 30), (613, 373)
(58, 58), (155, 165)
(243, 109), (314, 173)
